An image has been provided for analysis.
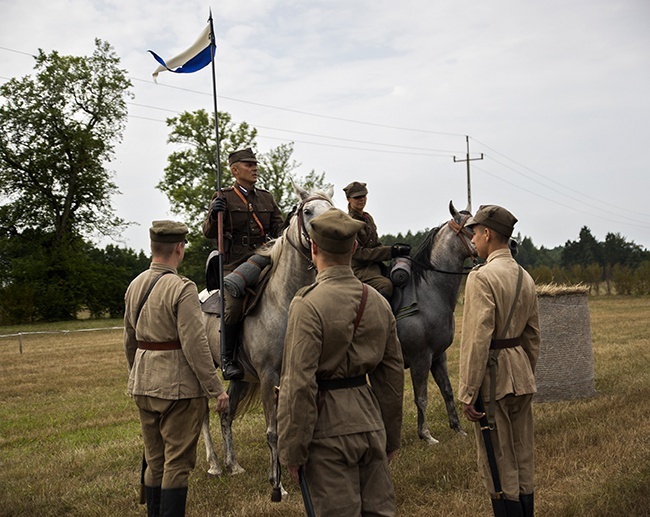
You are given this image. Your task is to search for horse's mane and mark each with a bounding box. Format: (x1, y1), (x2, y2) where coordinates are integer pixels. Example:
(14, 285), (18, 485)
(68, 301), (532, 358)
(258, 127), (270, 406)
(410, 225), (441, 283)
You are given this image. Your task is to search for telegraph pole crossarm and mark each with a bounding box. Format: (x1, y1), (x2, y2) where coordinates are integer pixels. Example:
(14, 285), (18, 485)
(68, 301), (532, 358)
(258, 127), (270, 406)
(453, 135), (483, 213)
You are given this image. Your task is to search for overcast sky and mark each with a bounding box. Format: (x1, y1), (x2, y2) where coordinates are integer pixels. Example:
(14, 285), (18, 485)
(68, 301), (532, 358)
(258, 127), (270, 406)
(2, 0), (649, 253)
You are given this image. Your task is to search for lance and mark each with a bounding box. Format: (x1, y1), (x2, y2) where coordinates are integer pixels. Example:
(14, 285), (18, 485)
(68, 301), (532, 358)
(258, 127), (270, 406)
(207, 11), (226, 354)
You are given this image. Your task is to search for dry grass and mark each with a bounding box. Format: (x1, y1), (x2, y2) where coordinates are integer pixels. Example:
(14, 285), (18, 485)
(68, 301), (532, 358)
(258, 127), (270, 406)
(0, 296), (649, 516)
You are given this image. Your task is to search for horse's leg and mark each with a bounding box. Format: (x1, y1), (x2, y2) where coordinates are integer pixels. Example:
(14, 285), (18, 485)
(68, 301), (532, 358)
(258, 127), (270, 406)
(430, 352), (466, 436)
(219, 380), (247, 475)
(202, 406), (222, 477)
(410, 356), (439, 445)
(260, 373), (287, 501)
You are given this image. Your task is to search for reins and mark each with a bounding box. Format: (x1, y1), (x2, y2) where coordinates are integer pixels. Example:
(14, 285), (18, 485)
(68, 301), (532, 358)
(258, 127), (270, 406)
(284, 194), (333, 269)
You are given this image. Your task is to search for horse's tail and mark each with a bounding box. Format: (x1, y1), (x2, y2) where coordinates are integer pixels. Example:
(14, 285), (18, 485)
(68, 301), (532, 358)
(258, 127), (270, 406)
(230, 381), (261, 420)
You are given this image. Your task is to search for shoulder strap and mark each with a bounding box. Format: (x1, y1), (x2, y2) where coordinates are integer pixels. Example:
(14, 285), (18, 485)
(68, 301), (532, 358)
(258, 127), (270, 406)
(134, 271), (173, 327)
(233, 187), (265, 236)
(353, 284), (369, 334)
(498, 265), (524, 340)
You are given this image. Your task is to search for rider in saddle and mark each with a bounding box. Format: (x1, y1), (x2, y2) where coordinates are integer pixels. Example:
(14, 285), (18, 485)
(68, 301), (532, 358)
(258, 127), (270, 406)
(203, 148), (284, 380)
(343, 181), (411, 300)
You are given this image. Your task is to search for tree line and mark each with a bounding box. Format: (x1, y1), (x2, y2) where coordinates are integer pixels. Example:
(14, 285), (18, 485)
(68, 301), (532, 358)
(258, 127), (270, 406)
(1, 42), (648, 324)
(382, 226), (650, 295)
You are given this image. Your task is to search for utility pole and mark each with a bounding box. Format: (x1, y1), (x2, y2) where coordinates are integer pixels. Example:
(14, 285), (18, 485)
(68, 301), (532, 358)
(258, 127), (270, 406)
(453, 135), (483, 213)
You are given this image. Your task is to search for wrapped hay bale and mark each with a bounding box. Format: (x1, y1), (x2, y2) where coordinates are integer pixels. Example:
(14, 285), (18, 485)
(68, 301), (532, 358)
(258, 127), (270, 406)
(534, 284), (596, 402)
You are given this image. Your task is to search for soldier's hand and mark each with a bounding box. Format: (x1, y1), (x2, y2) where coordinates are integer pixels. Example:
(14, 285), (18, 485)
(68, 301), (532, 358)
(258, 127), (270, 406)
(391, 244), (411, 257)
(214, 392), (229, 413)
(210, 197), (226, 220)
(463, 402), (484, 422)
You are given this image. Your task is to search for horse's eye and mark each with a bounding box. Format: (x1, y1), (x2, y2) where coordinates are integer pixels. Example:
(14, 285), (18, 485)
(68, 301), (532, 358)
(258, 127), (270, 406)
(304, 208), (312, 216)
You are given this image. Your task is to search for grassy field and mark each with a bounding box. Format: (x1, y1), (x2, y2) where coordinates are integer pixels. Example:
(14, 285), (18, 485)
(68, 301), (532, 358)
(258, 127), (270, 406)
(1, 296), (649, 516)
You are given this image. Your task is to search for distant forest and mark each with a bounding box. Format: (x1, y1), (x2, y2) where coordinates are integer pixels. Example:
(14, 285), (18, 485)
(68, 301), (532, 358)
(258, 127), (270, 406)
(382, 225), (650, 296)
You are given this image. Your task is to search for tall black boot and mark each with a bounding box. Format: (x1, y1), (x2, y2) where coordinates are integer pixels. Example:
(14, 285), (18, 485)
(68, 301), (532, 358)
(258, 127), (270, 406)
(221, 323), (244, 380)
(145, 486), (161, 517)
(160, 487), (188, 517)
(505, 498), (523, 516)
(491, 497), (507, 517)
(520, 493), (534, 516)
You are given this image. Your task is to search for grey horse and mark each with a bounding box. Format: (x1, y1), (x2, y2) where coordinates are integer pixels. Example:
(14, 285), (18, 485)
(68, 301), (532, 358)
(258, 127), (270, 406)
(392, 201), (476, 444)
(200, 183), (335, 499)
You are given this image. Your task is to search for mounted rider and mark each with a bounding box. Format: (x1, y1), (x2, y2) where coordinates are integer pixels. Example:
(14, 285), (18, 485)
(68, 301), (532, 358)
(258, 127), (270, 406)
(343, 181), (410, 300)
(203, 147), (284, 380)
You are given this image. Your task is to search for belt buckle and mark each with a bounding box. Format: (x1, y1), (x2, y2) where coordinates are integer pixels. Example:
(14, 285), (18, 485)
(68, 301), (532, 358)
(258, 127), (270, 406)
(241, 236), (249, 246)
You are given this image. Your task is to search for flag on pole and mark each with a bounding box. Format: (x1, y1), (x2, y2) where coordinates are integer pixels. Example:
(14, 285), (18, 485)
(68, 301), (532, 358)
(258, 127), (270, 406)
(148, 24), (215, 81)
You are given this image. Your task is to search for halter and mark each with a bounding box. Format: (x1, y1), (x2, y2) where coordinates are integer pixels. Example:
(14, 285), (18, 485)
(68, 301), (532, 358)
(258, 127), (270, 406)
(448, 213), (477, 260)
(408, 213), (477, 275)
(284, 194), (332, 269)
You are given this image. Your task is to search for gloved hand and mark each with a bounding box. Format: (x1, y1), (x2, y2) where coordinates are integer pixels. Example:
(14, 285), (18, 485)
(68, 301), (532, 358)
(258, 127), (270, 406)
(391, 244), (411, 257)
(210, 197), (226, 220)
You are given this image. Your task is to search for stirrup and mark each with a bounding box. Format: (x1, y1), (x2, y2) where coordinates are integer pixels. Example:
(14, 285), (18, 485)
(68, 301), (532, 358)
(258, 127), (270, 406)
(222, 362), (244, 380)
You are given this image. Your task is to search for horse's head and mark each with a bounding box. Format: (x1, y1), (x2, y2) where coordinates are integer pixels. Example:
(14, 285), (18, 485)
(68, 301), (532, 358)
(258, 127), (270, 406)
(447, 200), (477, 260)
(291, 181), (335, 247)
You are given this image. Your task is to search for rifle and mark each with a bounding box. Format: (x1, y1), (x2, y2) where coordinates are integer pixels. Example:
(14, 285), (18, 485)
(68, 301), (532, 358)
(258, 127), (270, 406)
(298, 466), (316, 517)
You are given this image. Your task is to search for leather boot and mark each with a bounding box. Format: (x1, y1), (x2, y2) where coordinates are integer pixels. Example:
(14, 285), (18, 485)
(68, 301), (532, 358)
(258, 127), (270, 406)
(145, 486), (161, 517)
(160, 487), (188, 517)
(491, 498), (507, 516)
(505, 498), (523, 517)
(520, 493), (534, 516)
(221, 323), (244, 380)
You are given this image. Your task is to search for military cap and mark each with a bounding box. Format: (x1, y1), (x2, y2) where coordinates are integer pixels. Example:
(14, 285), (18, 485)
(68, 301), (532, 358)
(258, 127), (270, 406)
(149, 220), (189, 243)
(466, 204), (518, 238)
(228, 147), (258, 166)
(309, 208), (365, 253)
(343, 181), (368, 198)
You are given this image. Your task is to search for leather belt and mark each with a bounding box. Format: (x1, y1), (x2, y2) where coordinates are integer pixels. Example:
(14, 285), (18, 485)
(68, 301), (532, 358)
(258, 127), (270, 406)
(317, 375), (367, 391)
(490, 337), (521, 349)
(137, 341), (182, 350)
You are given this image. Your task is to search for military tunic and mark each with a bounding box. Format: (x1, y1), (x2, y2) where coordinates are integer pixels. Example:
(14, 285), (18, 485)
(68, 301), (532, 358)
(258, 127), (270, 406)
(278, 265), (404, 516)
(203, 184), (284, 272)
(124, 262), (226, 488)
(203, 183), (284, 324)
(348, 207), (393, 297)
(459, 248), (540, 500)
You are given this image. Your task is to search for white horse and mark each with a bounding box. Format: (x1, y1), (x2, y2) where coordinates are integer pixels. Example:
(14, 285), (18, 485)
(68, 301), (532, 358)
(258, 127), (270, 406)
(200, 183), (335, 500)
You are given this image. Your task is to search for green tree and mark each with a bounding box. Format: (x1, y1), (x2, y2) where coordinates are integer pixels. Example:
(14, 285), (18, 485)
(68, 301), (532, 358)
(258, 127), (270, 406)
(0, 39), (132, 244)
(562, 226), (602, 269)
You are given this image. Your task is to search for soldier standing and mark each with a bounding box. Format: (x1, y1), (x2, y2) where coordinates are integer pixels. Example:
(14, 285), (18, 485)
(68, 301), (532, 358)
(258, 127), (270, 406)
(277, 207), (404, 517)
(202, 147), (284, 379)
(459, 205), (540, 517)
(124, 220), (229, 517)
(344, 181), (410, 300)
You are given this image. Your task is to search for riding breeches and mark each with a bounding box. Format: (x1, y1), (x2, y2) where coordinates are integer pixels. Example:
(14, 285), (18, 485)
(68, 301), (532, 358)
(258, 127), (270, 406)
(306, 429), (397, 517)
(473, 393), (534, 501)
(134, 395), (207, 489)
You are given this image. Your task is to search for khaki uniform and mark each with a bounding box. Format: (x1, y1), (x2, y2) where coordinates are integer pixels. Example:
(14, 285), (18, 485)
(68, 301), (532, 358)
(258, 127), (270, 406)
(348, 207), (393, 297)
(124, 262), (226, 488)
(278, 265), (404, 517)
(203, 184), (284, 323)
(459, 248), (540, 500)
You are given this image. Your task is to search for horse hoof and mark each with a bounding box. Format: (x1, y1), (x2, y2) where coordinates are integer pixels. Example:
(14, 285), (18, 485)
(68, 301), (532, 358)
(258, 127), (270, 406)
(227, 463), (246, 476)
(207, 467), (222, 477)
(421, 434), (440, 445)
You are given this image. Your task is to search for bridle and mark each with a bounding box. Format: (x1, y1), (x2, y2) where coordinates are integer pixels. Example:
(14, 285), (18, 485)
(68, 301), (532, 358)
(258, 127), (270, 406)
(408, 213), (478, 276)
(284, 194), (333, 269)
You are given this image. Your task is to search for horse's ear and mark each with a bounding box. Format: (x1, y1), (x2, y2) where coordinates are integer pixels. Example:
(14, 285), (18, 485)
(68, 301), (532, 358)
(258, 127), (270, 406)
(324, 184), (334, 200)
(292, 179), (309, 201)
(449, 200), (459, 218)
